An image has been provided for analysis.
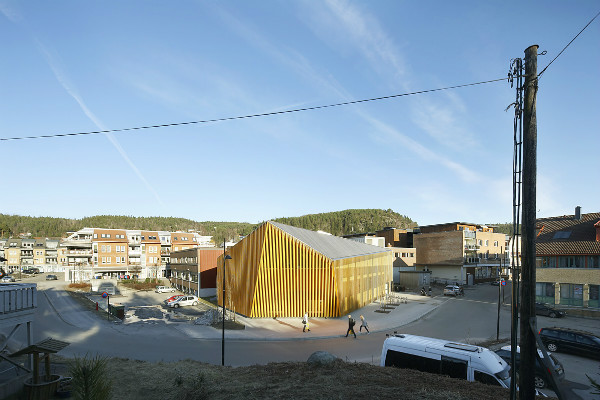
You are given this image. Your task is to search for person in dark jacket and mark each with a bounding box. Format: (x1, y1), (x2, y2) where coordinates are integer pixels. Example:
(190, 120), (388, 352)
(345, 314), (357, 338)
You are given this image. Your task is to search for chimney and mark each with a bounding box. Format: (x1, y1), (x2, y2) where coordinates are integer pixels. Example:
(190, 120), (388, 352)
(575, 206), (582, 220)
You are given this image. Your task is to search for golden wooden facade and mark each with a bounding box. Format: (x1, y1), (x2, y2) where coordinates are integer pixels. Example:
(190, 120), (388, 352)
(217, 222), (392, 318)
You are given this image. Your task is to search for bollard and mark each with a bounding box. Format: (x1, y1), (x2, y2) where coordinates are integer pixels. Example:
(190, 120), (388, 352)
(96, 302), (98, 311)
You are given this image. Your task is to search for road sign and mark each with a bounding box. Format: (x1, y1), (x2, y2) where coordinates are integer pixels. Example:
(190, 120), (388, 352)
(102, 292), (108, 298)
(501, 280), (506, 286)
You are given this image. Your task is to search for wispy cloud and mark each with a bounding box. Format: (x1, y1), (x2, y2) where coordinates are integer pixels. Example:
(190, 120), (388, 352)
(307, 3), (480, 135)
(2, 4), (163, 205)
(35, 40), (163, 206)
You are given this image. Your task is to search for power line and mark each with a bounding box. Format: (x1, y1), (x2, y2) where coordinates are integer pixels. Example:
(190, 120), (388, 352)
(538, 10), (600, 78)
(1, 77), (506, 142)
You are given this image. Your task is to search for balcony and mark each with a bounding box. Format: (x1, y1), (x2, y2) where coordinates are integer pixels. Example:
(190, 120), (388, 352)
(0, 283), (37, 324)
(128, 249), (141, 256)
(464, 244), (480, 251)
(61, 239), (92, 247)
(66, 250), (93, 257)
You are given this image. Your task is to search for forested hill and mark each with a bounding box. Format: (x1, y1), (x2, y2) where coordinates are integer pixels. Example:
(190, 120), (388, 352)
(0, 214), (255, 243)
(0, 209), (416, 242)
(272, 209), (417, 236)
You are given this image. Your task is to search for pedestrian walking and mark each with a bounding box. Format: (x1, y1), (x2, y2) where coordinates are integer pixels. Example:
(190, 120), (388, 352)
(345, 314), (357, 338)
(302, 312), (310, 332)
(359, 315), (369, 334)
(428, 287), (432, 297)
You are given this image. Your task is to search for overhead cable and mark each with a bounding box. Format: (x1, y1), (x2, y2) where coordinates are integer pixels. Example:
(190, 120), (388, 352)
(538, 10), (600, 79)
(1, 77), (506, 142)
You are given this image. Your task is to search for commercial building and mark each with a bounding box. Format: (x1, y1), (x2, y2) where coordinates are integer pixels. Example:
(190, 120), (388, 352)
(535, 207), (600, 312)
(168, 247), (222, 297)
(218, 221), (392, 318)
(414, 222), (507, 285)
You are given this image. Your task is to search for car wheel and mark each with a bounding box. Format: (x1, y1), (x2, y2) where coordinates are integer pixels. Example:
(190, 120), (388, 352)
(534, 375), (546, 389)
(192, 301), (198, 306)
(174, 304), (180, 308)
(549, 312), (557, 318)
(547, 343), (558, 352)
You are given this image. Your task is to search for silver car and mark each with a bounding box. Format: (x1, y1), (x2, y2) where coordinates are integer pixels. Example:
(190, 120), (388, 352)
(168, 295), (199, 308)
(443, 285), (460, 296)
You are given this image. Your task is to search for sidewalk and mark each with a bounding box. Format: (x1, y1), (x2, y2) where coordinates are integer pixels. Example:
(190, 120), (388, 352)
(178, 292), (449, 341)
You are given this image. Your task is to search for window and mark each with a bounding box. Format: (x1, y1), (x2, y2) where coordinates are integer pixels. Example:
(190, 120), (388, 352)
(384, 350), (441, 374)
(440, 356), (468, 380)
(538, 256), (556, 268)
(560, 283), (583, 307)
(93, 233), (98, 238)
(101, 245), (106, 252)
(485, 240), (489, 246)
(588, 256), (600, 268)
(536, 282), (555, 304)
(558, 256), (585, 268)
(553, 231), (571, 239)
(474, 370), (502, 386)
(589, 285), (599, 309)
(494, 241), (498, 247)
(478, 240), (482, 246)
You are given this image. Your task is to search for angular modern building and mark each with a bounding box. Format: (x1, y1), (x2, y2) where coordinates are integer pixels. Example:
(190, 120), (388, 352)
(217, 221), (392, 318)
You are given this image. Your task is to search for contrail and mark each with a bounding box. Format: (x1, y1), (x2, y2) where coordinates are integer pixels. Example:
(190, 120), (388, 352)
(35, 39), (164, 206)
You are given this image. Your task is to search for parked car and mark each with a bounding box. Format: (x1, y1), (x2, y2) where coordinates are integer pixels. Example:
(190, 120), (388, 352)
(46, 274), (58, 280)
(1, 276), (16, 283)
(443, 285), (462, 296)
(168, 295), (199, 308)
(22, 267), (40, 274)
(491, 279), (502, 286)
(495, 345), (564, 389)
(381, 334), (511, 388)
(164, 295), (184, 304)
(539, 327), (600, 359)
(535, 303), (566, 318)
(155, 285), (176, 293)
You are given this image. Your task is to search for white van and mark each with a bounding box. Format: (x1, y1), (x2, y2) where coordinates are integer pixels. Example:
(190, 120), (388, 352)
(380, 334), (511, 388)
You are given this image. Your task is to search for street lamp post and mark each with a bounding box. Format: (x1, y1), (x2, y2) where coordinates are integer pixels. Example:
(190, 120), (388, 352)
(222, 239), (232, 366)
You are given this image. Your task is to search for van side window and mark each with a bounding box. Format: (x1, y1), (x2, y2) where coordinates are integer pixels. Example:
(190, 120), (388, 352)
(440, 356), (468, 380)
(385, 350), (440, 374)
(474, 370), (502, 386)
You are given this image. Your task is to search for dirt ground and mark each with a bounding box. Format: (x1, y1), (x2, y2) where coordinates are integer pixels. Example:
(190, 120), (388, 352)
(41, 356), (552, 400)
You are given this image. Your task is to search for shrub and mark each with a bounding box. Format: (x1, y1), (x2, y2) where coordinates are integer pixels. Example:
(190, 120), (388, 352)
(171, 371), (212, 400)
(69, 354), (112, 400)
(69, 283), (91, 290)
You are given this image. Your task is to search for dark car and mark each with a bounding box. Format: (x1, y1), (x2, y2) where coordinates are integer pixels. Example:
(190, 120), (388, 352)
(539, 327), (600, 360)
(495, 345), (564, 389)
(46, 274), (58, 280)
(535, 303), (565, 318)
(22, 267), (40, 274)
(491, 279), (501, 286)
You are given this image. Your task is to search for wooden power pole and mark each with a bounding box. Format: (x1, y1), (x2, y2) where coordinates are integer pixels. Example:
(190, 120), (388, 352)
(519, 44), (538, 400)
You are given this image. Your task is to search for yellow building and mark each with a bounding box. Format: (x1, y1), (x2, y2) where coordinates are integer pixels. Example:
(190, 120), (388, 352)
(218, 221), (392, 318)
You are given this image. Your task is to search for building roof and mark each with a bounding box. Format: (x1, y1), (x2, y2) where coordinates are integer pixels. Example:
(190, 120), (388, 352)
(536, 212), (600, 255)
(269, 221), (390, 261)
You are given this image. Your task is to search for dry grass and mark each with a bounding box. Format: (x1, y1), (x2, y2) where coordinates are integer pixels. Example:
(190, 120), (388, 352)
(44, 357), (543, 400)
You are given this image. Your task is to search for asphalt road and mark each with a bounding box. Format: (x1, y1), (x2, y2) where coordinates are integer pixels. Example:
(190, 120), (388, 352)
(4, 274), (599, 399)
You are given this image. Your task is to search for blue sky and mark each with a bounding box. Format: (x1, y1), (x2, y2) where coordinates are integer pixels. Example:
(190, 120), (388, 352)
(1, 1), (598, 226)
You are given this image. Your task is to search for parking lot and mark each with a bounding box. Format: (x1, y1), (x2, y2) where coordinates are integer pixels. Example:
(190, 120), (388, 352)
(20, 272), (217, 324)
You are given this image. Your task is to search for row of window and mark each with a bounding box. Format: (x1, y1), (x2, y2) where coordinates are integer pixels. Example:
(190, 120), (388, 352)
(99, 256), (160, 264)
(538, 255), (600, 268)
(536, 282), (600, 308)
(394, 252), (415, 258)
(475, 240), (500, 247)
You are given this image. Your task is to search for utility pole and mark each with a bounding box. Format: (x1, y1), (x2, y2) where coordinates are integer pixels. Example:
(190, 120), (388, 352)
(519, 44), (538, 400)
